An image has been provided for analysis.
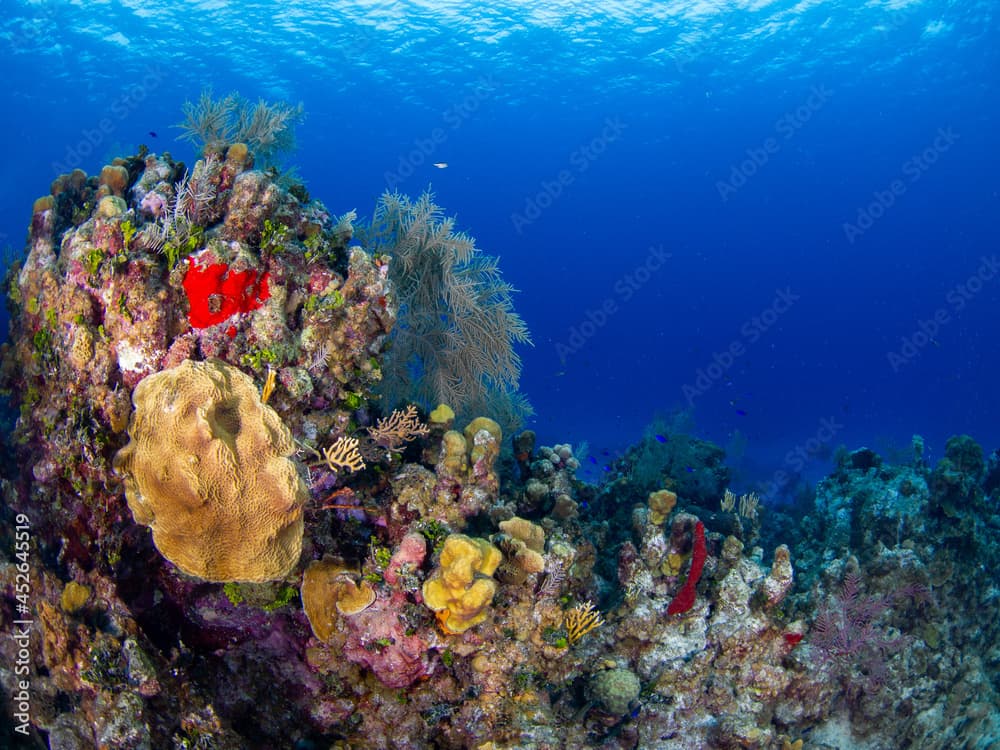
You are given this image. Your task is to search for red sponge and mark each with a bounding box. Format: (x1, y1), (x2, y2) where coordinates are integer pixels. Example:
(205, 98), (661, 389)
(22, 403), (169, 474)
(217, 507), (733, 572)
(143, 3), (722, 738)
(182, 258), (270, 329)
(667, 520), (706, 616)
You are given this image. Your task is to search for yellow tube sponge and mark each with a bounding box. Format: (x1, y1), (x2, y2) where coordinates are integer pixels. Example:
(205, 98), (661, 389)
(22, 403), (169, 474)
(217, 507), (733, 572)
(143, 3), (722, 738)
(422, 534), (502, 634)
(113, 359), (307, 582)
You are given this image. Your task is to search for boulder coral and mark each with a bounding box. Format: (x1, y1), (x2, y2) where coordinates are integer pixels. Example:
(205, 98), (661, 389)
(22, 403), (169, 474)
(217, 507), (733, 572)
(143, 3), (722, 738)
(647, 488), (677, 525)
(113, 358), (307, 582)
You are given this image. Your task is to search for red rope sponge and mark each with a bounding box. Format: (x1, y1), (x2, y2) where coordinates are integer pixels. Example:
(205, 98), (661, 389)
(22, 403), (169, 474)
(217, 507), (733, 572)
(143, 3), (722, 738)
(182, 257), (270, 329)
(667, 520), (706, 616)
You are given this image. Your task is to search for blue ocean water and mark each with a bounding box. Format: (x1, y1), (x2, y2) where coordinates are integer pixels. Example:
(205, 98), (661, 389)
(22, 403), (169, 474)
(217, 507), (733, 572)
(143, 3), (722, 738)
(1, 0), (997, 493)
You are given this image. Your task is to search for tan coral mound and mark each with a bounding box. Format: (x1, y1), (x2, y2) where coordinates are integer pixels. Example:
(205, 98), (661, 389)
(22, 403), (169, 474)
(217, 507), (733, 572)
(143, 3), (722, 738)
(113, 358), (307, 582)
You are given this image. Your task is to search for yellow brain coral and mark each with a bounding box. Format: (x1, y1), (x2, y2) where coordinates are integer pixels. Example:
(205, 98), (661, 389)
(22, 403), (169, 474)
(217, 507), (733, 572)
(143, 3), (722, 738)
(422, 534), (502, 634)
(113, 359), (307, 582)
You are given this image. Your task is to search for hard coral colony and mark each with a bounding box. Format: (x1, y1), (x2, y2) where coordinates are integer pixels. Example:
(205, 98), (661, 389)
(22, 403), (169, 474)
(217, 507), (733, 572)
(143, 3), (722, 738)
(0, 120), (997, 750)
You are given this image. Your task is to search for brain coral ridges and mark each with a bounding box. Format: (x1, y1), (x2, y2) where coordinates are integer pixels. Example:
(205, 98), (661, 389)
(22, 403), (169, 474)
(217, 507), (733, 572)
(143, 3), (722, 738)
(113, 359), (307, 582)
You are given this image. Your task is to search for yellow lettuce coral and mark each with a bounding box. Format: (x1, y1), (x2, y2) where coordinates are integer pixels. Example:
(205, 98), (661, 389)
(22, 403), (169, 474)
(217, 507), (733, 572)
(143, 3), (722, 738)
(422, 534), (501, 634)
(301, 558), (376, 641)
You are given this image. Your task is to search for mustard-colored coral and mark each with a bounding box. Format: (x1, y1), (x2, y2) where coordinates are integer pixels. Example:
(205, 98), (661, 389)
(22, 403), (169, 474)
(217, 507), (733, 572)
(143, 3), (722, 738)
(499, 516), (544, 553)
(113, 359), (307, 582)
(463, 416), (502, 446)
(496, 516), (546, 584)
(422, 534), (502, 634)
(648, 489), (677, 525)
(564, 600), (604, 645)
(301, 558), (376, 642)
(429, 403), (455, 428)
(60, 581), (91, 614)
(439, 430), (469, 475)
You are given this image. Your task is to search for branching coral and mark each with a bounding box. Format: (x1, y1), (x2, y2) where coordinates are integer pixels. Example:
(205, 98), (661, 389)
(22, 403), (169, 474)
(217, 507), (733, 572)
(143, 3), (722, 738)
(564, 600), (604, 645)
(323, 436), (366, 474)
(368, 404), (429, 450)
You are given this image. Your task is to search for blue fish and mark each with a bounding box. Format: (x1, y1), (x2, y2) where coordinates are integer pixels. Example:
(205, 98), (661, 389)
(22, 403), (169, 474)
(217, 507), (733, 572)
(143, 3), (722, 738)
(735, 408), (748, 416)
(588, 456), (597, 464)
(603, 465), (612, 472)
(685, 466), (695, 473)
(654, 434), (667, 443)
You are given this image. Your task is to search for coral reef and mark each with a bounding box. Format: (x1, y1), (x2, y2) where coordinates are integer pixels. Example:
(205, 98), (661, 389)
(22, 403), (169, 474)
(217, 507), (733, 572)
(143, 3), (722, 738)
(0, 144), (393, 578)
(2, 140), (999, 749)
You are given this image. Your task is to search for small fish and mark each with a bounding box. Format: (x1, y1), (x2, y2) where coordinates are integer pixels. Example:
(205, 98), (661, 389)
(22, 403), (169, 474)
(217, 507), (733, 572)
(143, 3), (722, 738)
(735, 408), (748, 416)
(603, 465), (612, 472)
(685, 466), (695, 473)
(432, 162), (448, 169)
(148, 130), (158, 138)
(601, 450), (610, 456)
(588, 457), (597, 464)
(654, 434), (667, 443)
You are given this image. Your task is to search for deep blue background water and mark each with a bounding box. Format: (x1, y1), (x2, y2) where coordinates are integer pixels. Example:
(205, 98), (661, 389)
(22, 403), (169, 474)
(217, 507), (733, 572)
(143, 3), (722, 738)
(2, 0), (997, 492)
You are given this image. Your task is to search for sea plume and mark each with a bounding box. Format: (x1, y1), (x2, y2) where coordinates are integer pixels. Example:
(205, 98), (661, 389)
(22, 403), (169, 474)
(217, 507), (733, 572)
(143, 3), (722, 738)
(364, 190), (532, 430)
(175, 89), (304, 167)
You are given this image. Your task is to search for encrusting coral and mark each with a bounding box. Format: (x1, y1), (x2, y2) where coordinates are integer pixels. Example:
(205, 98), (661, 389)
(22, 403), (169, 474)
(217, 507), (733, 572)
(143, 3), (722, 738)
(113, 358), (307, 582)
